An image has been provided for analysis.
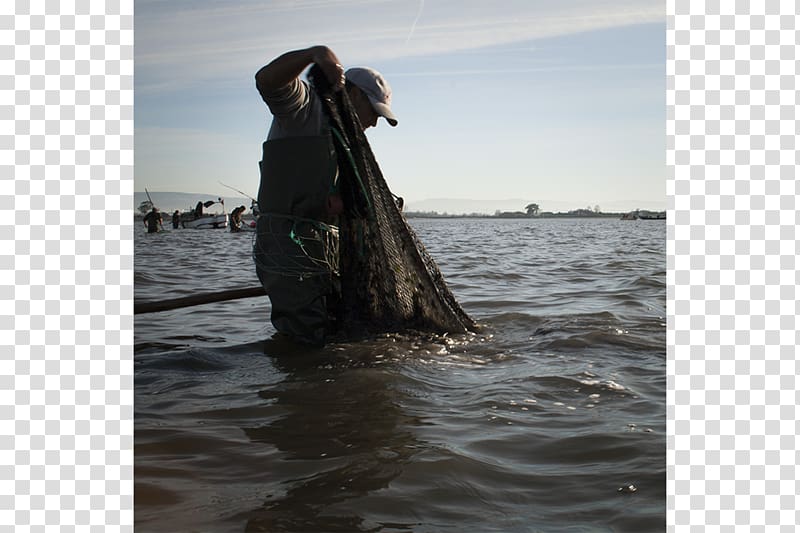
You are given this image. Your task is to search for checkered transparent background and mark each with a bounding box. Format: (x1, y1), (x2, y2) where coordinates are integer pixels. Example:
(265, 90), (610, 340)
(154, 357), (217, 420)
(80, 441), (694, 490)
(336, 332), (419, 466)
(2, 1), (134, 531)
(2, 0), (798, 531)
(667, 0), (799, 531)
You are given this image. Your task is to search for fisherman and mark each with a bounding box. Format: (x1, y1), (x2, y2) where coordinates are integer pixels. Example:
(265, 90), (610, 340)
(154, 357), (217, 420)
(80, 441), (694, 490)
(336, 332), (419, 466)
(143, 207), (163, 233)
(252, 45), (397, 345)
(172, 210), (180, 229)
(229, 205), (246, 232)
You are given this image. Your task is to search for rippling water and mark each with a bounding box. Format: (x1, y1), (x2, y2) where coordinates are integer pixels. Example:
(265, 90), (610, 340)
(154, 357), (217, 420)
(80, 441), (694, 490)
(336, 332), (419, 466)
(134, 218), (666, 532)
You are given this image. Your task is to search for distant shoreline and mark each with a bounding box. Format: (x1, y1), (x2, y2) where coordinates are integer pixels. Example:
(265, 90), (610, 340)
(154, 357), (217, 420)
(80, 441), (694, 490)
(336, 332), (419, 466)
(403, 209), (667, 220)
(133, 192), (666, 219)
(405, 213), (626, 219)
(134, 211), (667, 221)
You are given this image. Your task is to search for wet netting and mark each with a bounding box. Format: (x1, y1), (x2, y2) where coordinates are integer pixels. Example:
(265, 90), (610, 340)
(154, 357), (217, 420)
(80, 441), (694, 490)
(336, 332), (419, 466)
(308, 65), (477, 337)
(253, 213), (340, 281)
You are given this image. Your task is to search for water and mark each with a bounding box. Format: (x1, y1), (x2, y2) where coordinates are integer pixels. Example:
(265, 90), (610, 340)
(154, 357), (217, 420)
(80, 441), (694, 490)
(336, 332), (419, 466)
(134, 218), (666, 532)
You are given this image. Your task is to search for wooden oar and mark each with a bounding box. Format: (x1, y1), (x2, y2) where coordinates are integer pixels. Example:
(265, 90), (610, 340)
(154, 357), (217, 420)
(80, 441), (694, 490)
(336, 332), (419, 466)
(134, 285), (266, 314)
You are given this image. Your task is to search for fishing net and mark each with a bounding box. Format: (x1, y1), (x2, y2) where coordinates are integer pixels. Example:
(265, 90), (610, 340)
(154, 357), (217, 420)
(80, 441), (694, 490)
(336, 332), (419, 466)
(252, 213), (339, 281)
(307, 65), (478, 337)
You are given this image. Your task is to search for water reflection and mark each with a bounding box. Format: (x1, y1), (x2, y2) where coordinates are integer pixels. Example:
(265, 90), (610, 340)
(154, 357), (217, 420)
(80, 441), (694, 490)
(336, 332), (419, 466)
(242, 341), (420, 532)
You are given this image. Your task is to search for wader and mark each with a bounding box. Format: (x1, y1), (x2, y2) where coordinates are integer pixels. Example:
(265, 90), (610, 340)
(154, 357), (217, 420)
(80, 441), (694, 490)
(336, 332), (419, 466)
(253, 133), (339, 346)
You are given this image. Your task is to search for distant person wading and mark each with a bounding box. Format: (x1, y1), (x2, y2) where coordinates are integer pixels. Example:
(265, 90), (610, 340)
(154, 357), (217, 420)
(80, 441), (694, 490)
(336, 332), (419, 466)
(229, 205), (246, 232)
(143, 207), (163, 233)
(252, 45), (398, 346)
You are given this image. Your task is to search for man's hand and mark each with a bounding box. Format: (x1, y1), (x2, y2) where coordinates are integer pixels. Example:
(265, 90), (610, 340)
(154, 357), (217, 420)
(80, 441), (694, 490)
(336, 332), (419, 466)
(309, 46), (345, 90)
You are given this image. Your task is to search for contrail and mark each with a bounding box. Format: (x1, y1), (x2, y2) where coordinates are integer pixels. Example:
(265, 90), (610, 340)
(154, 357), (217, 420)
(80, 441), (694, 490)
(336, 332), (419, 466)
(405, 0), (424, 44)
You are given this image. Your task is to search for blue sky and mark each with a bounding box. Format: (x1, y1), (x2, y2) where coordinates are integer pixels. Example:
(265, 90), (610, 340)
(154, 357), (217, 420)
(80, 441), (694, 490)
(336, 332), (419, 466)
(134, 0), (665, 213)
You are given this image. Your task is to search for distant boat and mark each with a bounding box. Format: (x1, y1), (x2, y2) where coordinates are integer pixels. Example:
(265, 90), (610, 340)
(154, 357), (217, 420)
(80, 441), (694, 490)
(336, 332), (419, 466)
(637, 210), (666, 220)
(182, 213), (228, 229)
(621, 209), (665, 220)
(180, 198), (228, 229)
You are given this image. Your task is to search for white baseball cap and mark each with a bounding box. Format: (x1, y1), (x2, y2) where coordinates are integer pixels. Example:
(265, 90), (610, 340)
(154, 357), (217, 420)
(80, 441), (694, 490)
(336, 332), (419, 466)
(345, 67), (398, 127)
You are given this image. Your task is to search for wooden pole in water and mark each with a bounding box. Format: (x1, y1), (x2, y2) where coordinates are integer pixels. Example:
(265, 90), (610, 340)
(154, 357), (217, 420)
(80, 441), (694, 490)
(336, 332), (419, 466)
(134, 285), (266, 314)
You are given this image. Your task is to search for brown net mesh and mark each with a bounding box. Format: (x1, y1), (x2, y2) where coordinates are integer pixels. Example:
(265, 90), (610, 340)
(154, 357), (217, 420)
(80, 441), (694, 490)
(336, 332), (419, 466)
(309, 66), (478, 337)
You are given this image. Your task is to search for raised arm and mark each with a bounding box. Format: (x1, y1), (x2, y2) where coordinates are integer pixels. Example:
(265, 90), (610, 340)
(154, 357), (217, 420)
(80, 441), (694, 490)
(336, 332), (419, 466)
(255, 45), (345, 94)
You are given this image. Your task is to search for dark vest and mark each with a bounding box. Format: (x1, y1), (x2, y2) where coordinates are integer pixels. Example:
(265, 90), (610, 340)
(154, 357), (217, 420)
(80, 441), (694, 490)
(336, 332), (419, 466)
(257, 133), (337, 223)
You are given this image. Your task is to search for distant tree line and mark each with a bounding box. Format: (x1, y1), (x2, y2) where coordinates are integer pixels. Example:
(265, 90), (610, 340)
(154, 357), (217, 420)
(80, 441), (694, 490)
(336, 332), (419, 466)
(402, 203), (666, 219)
(405, 203), (619, 219)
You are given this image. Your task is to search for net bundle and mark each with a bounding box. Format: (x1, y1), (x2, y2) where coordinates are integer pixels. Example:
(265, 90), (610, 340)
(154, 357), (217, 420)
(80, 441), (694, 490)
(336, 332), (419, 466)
(309, 66), (477, 337)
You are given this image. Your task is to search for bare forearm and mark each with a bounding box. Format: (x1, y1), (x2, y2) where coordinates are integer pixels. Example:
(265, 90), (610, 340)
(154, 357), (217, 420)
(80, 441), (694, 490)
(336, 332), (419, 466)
(255, 45), (344, 93)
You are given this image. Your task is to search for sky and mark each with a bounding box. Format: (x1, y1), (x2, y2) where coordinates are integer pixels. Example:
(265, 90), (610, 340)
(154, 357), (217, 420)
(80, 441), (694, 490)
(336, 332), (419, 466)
(134, 0), (665, 213)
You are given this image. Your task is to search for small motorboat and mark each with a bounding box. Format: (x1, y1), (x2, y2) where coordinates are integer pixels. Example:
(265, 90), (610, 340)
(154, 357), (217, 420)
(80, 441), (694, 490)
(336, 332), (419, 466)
(180, 198), (228, 229)
(182, 213), (228, 229)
